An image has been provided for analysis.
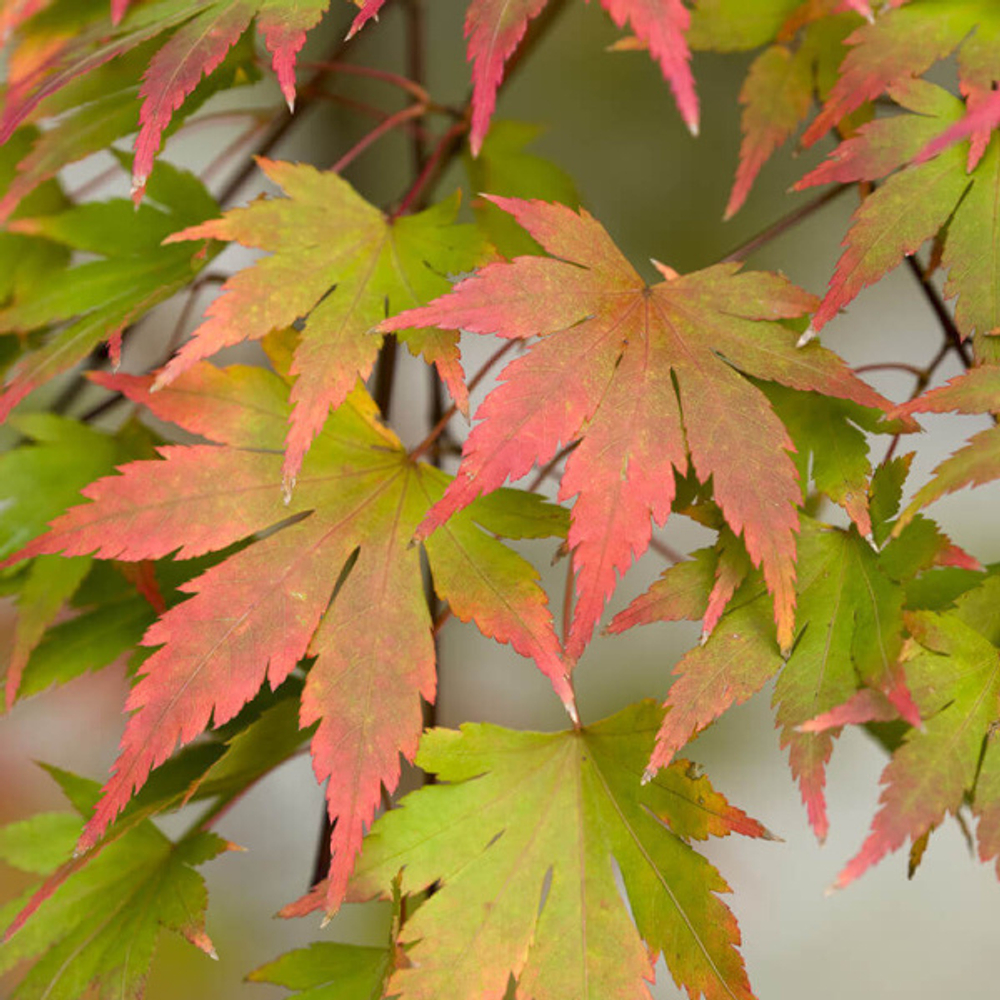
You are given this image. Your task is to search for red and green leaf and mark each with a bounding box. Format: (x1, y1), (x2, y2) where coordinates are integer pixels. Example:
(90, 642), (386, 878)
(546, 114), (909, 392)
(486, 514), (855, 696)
(160, 159), (491, 490)
(382, 196), (893, 659)
(347, 701), (771, 1000)
(3, 363), (567, 911)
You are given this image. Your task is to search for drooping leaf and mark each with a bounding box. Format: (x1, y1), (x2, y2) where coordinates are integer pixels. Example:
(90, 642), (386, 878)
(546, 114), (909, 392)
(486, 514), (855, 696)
(835, 578), (1000, 886)
(2, 362), (567, 911)
(725, 42), (812, 219)
(0, 767), (229, 1000)
(348, 701), (771, 1000)
(157, 160), (491, 489)
(381, 196), (893, 658)
(130, 0), (329, 201)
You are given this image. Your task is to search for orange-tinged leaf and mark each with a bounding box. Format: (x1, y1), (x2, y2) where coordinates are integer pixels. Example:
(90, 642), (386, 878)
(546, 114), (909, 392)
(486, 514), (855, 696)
(160, 160), (489, 490)
(3, 365), (566, 908)
(382, 197), (892, 660)
(348, 701), (769, 1000)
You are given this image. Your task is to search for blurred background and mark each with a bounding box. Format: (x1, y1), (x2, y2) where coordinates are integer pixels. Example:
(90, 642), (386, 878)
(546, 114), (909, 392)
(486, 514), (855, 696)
(2, 1), (999, 997)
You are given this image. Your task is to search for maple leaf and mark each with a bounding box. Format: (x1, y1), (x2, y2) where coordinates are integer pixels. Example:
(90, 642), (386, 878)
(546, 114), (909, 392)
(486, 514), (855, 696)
(890, 365), (1000, 529)
(725, 42), (813, 219)
(250, 942), (394, 1000)
(2, 362), (567, 911)
(158, 159), (490, 490)
(801, 1), (999, 153)
(833, 578), (1000, 887)
(0, 31), (258, 224)
(130, 0), (330, 200)
(348, 701), (772, 1000)
(0, 0), (329, 202)
(0, 766), (229, 1000)
(381, 196), (893, 659)
(348, 0), (696, 154)
(798, 78), (1000, 342)
(612, 471), (959, 838)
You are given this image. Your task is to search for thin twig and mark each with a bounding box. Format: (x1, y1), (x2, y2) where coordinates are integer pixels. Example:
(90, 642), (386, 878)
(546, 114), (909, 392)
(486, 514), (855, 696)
(853, 362), (925, 378)
(394, 119), (468, 217)
(301, 59), (431, 105)
(721, 184), (853, 263)
(332, 102), (427, 174)
(904, 255), (973, 368)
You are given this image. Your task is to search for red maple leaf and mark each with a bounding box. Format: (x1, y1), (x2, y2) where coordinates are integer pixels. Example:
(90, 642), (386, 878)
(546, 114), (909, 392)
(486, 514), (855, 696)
(380, 197), (893, 659)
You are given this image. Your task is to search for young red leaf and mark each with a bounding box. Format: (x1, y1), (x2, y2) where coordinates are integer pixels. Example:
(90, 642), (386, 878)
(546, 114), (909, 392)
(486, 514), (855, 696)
(381, 197), (893, 660)
(159, 160), (489, 490)
(463, 0), (547, 156)
(131, 2), (329, 201)
(349, 701), (769, 1000)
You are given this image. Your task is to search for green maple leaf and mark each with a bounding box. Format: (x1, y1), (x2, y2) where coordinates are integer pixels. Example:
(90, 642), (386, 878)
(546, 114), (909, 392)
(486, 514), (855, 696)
(157, 159), (492, 489)
(249, 941), (393, 1000)
(0, 767), (229, 1000)
(0, 159), (218, 419)
(348, 701), (773, 1000)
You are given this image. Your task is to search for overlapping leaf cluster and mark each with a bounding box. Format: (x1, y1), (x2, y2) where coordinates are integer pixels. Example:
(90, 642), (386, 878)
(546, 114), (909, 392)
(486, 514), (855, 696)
(4, 2), (1000, 999)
